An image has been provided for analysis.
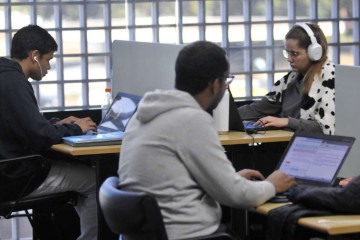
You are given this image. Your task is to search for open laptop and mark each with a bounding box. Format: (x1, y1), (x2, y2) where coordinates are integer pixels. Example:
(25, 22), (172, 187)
(268, 131), (355, 202)
(228, 90), (281, 132)
(62, 92), (142, 147)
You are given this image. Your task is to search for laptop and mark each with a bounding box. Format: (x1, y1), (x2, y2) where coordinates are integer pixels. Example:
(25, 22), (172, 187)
(269, 131), (355, 202)
(228, 90), (280, 133)
(62, 92), (142, 147)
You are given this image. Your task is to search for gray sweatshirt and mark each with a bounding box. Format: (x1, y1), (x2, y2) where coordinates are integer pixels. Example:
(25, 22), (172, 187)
(118, 89), (275, 239)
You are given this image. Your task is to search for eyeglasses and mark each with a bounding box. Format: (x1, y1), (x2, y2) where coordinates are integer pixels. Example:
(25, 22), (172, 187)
(224, 75), (235, 85)
(283, 49), (301, 59)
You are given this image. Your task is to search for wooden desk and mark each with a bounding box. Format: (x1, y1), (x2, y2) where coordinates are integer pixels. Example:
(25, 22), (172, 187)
(51, 130), (293, 155)
(219, 130), (293, 145)
(255, 203), (360, 236)
(51, 143), (121, 155)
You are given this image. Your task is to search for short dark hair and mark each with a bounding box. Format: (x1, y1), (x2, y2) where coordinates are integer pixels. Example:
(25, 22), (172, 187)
(175, 41), (229, 95)
(11, 24), (58, 60)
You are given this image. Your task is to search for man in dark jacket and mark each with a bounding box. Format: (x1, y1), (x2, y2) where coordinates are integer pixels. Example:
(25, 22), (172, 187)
(0, 25), (98, 240)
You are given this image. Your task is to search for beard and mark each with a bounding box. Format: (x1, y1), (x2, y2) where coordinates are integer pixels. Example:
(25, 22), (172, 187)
(206, 88), (225, 112)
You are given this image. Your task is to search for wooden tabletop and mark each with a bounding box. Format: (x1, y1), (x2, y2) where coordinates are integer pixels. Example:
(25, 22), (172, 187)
(51, 130), (293, 156)
(254, 202), (360, 235)
(218, 130), (293, 145)
(51, 143), (122, 156)
(298, 215), (360, 235)
(254, 202), (290, 215)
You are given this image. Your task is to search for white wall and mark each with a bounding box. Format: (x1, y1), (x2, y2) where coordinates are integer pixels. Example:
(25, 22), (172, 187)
(111, 40), (183, 97)
(336, 64), (360, 177)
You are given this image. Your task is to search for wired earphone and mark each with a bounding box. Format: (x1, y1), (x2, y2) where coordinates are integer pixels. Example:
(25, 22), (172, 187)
(34, 56), (43, 77)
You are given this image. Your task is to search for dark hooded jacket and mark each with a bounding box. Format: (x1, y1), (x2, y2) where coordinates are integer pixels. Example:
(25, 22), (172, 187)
(288, 175), (360, 213)
(0, 57), (82, 201)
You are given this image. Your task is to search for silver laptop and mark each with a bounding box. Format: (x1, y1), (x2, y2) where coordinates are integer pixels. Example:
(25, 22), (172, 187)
(276, 132), (355, 187)
(268, 132), (355, 203)
(62, 92), (141, 147)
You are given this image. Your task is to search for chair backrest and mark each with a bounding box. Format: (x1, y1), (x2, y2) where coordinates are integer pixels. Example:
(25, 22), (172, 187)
(99, 176), (168, 240)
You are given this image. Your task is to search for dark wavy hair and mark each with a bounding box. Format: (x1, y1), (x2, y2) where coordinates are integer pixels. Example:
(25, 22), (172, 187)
(175, 41), (229, 96)
(11, 24), (58, 60)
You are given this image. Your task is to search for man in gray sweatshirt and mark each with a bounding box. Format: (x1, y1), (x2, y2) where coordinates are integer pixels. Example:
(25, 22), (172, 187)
(118, 41), (295, 239)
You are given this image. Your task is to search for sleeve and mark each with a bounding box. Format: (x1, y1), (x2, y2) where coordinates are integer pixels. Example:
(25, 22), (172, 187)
(238, 97), (282, 120)
(178, 112), (276, 209)
(237, 72), (293, 120)
(3, 76), (82, 152)
(287, 117), (322, 133)
(301, 62), (335, 135)
(288, 176), (360, 214)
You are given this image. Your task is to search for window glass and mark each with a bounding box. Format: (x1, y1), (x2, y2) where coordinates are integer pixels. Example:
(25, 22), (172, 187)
(87, 30), (106, 53)
(64, 57), (82, 81)
(295, 0), (310, 20)
(11, 6), (31, 29)
(340, 45), (355, 65)
(182, 1), (198, 24)
(0, 33), (5, 56)
(252, 73), (268, 97)
(159, 2), (175, 25)
(111, 3), (126, 26)
(135, 28), (153, 42)
(205, 0), (221, 23)
(229, 24), (245, 46)
(159, 27), (177, 44)
(39, 84), (59, 108)
(0, 0), (357, 111)
(135, 2), (152, 26)
(205, 25), (222, 43)
(63, 30), (82, 54)
(251, 0), (266, 22)
(182, 26), (199, 43)
(229, 74), (246, 98)
(274, 0), (288, 20)
(89, 82), (107, 106)
(112, 29), (129, 41)
(62, 4), (81, 28)
(87, 4), (106, 27)
(64, 83), (83, 107)
(318, 0), (332, 18)
(88, 56), (107, 80)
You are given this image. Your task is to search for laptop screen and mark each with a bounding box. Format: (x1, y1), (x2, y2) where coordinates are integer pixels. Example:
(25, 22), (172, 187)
(277, 132), (355, 186)
(98, 92), (142, 133)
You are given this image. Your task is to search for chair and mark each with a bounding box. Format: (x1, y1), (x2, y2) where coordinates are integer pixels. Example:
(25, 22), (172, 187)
(0, 155), (79, 239)
(99, 176), (235, 240)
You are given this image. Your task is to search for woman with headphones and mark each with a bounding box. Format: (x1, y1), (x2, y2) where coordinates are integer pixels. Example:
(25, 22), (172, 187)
(238, 23), (335, 135)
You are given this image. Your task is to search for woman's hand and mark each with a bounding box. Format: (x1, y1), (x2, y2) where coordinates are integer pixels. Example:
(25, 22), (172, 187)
(256, 116), (289, 128)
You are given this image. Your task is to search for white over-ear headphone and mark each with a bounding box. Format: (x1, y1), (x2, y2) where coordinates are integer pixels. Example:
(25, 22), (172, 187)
(294, 23), (323, 61)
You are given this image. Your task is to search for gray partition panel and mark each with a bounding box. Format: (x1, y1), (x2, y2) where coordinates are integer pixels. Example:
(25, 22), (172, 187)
(111, 40), (183, 96)
(336, 64), (360, 177)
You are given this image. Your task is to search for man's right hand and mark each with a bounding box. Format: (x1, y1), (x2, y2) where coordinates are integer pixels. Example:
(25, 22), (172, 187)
(74, 117), (97, 133)
(266, 170), (296, 193)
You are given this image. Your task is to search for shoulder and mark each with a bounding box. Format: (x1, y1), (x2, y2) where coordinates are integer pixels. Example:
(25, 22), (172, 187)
(321, 60), (336, 81)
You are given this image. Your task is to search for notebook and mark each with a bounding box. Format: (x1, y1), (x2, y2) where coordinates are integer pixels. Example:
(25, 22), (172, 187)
(228, 90), (281, 132)
(269, 131), (355, 202)
(62, 92), (142, 147)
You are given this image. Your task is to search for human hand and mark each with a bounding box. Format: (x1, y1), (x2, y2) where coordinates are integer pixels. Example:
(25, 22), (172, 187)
(56, 116), (80, 125)
(256, 116), (289, 128)
(266, 170), (296, 193)
(74, 117), (97, 133)
(238, 169), (265, 181)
